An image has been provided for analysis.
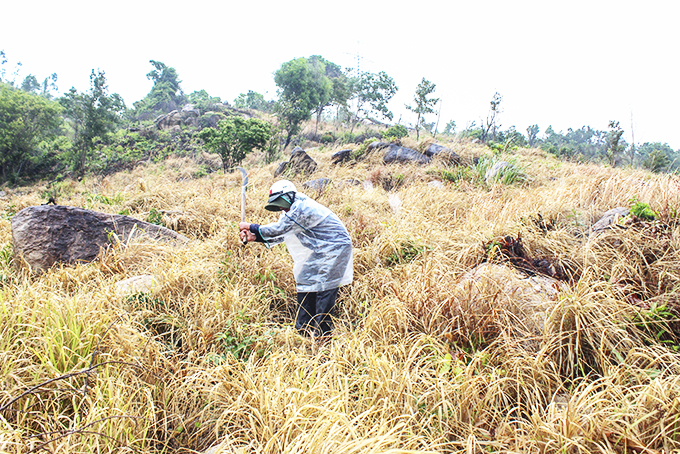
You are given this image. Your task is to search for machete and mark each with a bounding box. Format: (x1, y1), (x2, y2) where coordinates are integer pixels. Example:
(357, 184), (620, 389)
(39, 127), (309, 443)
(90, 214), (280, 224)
(237, 166), (248, 244)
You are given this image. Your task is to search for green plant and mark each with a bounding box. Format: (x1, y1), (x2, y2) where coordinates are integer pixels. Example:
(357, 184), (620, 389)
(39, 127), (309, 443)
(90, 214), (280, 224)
(1, 203), (17, 220)
(381, 124), (408, 140)
(629, 197), (658, 220)
(199, 116), (272, 172)
(146, 208), (164, 226)
(386, 238), (429, 266)
(440, 167), (472, 184)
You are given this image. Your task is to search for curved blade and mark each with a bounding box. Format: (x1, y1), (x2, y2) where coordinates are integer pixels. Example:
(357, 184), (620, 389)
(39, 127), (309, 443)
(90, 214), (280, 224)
(237, 167), (248, 192)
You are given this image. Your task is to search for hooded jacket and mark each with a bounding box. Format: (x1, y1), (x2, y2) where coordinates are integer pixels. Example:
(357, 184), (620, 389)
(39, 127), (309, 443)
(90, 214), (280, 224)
(250, 193), (353, 292)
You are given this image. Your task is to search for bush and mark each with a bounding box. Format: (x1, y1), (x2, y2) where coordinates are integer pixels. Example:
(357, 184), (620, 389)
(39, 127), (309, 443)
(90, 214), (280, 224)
(381, 124), (408, 140)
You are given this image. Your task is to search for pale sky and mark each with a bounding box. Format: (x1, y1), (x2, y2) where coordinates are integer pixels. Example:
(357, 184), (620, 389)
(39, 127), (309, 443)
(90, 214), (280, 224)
(2, 0), (678, 149)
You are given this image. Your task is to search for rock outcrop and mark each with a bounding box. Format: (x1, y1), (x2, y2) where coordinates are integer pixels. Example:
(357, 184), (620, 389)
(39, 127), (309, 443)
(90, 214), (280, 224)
(274, 148), (318, 177)
(11, 205), (189, 273)
(367, 142), (431, 165)
(424, 143), (461, 164)
(590, 207), (630, 237)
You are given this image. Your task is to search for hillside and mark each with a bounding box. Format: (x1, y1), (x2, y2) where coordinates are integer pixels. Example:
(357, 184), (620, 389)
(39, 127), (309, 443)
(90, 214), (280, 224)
(1, 136), (679, 453)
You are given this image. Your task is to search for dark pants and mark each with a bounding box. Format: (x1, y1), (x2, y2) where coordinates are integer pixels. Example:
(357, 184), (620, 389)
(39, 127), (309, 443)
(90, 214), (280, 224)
(296, 288), (339, 337)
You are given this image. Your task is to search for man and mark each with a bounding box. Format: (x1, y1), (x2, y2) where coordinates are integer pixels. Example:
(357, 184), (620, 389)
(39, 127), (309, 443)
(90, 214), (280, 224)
(239, 180), (353, 337)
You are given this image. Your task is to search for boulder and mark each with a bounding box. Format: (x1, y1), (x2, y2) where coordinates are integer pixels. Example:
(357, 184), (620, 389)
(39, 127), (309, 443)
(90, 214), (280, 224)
(454, 262), (564, 338)
(368, 142), (430, 165)
(424, 143), (460, 164)
(484, 161), (511, 182)
(384, 145), (430, 165)
(331, 149), (352, 165)
(180, 104), (200, 127)
(302, 178), (331, 192)
(274, 148), (317, 177)
(11, 205), (189, 273)
(590, 207), (629, 237)
(116, 275), (159, 296)
(180, 104), (200, 119)
(154, 110), (182, 130)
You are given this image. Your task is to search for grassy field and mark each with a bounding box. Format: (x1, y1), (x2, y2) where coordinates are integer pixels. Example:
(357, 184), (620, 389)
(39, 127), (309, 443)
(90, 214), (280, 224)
(1, 137), (679, 453)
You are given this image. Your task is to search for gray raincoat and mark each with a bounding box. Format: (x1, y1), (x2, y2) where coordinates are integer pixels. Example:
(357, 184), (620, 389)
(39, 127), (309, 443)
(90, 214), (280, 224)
(257, 193), (353, 292)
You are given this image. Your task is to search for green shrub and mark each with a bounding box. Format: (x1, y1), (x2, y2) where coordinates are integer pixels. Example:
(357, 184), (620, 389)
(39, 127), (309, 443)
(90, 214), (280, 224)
(629, 198), (657, 220)
(382, 124), (408, 140)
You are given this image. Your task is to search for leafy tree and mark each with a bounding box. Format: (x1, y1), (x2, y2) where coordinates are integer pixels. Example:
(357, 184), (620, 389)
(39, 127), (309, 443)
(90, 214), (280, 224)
(59, 70), (126, 176)
(526, 124), (539, 147)
(642, 149), (671, 173)
(307, 55), (351, 133)
(19, 73), (58, 98)
(350, 71), (398, 132)
(0, 83), (63, 183)
(274, 57), (332, 147)
(605, 120), (625, 166)
(443, 120), (457, 135)
(198, 116), (272, 172)
(187, 89), (222, 113)
(233, 90), (272, 112)
(405, 78), (439, 140)
(541, 125), (608, 161)
(638, 142), (676, 171)
(133, 60), (185, 117)
(20, 75), (40, 93)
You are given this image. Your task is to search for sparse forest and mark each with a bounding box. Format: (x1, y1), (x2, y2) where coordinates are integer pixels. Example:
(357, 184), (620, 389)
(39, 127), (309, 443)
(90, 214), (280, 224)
(1, 51), (680, 454)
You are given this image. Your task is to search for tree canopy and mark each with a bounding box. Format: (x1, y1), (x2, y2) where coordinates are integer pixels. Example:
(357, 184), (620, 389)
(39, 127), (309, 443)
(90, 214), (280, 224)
(133, 60), (184, 118)
(0, 83), (63, 183)
(59, 70), (126, 176)
(199, 116), (272, 172)
(405, 78), (439, 140)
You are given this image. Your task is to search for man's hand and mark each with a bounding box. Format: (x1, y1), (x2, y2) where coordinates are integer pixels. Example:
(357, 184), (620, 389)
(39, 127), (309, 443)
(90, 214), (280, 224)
(239, 222), (256, 243)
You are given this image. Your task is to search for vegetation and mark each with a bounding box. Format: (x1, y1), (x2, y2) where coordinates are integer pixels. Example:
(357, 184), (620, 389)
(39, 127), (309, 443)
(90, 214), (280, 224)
(199, 116), (272, 172)
(2, 50), (680, 451)
(0, 84), (62, 183)
(405, 78), (439, 140)
(59, 70), (126, 177)
(2, 136), (680, 453)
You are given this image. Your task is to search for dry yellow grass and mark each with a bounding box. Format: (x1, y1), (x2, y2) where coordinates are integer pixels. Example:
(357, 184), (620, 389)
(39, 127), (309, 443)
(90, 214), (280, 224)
(1, 137), (679, 453)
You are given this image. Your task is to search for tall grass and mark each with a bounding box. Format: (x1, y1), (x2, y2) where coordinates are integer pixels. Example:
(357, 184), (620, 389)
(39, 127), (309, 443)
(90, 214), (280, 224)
(1, 139), (679, 453)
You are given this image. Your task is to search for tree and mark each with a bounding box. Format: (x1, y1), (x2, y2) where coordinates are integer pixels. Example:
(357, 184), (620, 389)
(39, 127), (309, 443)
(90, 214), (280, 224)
(133, 60), (184, 117)
(0, 83), (63, 183)
(274, 57), (332, 147)
(405, 78), (439, 140)
(642, 149), (671, 173)
(59, 70), (126, 176)
(526, 124), (539, 147)
(443, 120), (457, 135)
(20, 75), (40, 93)
(605, 120), (625, 166)
(187, 89), (222, 113)
(199, 116), (272, 172)
(349, 71), (398, 132)
(307, 55), (352, 133)
(481, 92), (502, 142)
(233, 90), (272, 112)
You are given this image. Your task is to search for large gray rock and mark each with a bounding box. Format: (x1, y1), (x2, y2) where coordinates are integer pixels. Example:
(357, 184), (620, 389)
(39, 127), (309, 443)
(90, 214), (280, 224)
(368, 142), (430, 165)
(590, 207), (629, 237)
(302, 178), (331, 192)
(11, 205), (189, 273)
(331, 149), (352, 165)
(424, 143), (460, 164)
(454, 263), (564, 341)
(274, 148), (318, 177)
(154, 110), (182, 130)
(484, 161), (511, 182)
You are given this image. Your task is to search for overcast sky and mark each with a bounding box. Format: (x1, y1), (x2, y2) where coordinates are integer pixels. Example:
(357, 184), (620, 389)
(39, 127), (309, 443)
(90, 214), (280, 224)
(2, 0), (678, 149)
